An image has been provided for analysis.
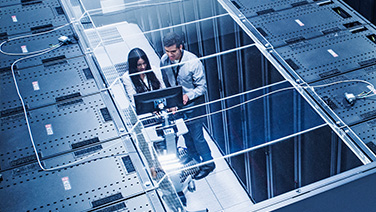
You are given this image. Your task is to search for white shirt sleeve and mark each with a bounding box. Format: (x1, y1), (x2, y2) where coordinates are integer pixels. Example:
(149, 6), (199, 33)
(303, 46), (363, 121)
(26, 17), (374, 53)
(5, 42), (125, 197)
(121, 72), (136, 106)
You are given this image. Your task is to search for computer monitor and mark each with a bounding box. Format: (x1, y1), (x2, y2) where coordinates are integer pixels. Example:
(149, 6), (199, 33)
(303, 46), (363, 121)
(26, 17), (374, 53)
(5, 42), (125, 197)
(134, 86), (183, 115)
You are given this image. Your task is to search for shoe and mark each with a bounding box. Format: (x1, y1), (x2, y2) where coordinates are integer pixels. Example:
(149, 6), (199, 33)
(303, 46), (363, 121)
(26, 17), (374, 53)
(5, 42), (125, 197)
(193, 162), (215, 180)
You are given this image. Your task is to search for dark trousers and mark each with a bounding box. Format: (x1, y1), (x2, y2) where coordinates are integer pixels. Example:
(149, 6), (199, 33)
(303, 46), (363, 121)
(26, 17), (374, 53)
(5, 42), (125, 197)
(183, 95), (213, 162)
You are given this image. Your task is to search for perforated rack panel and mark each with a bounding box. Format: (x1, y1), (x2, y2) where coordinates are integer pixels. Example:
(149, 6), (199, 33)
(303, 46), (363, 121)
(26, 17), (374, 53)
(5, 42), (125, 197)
(96, 194), (155, 212)
(0, 141), (149, 212)
(1, 56), (98, 110)
(351, 120), (376, 153)
(0, 93), (119, 170)
(0, 0), (166, 211)
(230, 0), (319, 18)
(311, 65), (376, 126)
(0, 0), (67, 37)
(248, 1), (367, 47)
(275, 25), (376, 83)
(0, 0), (60, 8)
(0, 27), (82, 70)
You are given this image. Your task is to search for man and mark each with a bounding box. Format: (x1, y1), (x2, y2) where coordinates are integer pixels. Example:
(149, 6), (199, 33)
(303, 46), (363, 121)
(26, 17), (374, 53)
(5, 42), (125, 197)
(160, 32), (215, 180)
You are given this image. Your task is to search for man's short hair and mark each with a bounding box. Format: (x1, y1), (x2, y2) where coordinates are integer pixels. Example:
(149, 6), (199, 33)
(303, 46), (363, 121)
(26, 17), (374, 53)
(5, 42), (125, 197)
(163, 32), (182, 48)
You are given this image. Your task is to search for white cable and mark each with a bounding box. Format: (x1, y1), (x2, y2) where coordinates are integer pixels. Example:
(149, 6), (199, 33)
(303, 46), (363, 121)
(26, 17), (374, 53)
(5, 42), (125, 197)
(6, 17), (124, 171)
(309, 79), (376, 100)
(0, 11), (89, 56)
(1, 23), (70, 56)
(311, 79), (375, 90)
(360, 93), (376, 98)
(139, 81), (287, 126)
(10, 44), (62, 171)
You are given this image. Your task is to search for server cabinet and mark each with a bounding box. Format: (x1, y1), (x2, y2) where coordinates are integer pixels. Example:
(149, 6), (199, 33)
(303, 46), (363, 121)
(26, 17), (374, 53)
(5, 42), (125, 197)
(0, 0), (60, 8)
(247, 1), (368, 48)
(0, 139), (153, 212)
(0, 93), (119, 170)
(0, 0), (67, 37)
(230, 0), (320, 18)
(275, 26), (376, 82)
(0, 27), (81, 70)
(1, 56), (99, 110)
(352, 120), (376, 153)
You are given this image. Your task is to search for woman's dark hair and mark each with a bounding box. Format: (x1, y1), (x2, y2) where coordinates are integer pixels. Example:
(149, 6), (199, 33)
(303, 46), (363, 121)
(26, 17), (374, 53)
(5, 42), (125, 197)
(127, 48), (161, 93)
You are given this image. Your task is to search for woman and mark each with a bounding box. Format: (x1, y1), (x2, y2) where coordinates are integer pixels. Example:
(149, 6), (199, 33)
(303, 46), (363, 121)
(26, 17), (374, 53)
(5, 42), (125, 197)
(123, 48), (165, 104)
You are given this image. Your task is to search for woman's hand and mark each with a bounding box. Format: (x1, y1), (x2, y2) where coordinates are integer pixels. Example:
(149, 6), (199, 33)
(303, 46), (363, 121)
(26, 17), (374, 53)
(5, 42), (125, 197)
(167, 107), (178, 114)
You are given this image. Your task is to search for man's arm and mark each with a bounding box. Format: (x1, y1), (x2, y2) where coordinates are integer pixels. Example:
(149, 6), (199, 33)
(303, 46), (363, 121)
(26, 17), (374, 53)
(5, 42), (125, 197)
(185, 58), (207, 101)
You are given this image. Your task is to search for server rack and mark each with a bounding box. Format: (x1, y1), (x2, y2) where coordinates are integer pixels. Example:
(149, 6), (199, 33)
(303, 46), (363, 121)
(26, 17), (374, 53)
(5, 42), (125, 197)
(218, 0), (376, 206)
(0, 0), (166, 211)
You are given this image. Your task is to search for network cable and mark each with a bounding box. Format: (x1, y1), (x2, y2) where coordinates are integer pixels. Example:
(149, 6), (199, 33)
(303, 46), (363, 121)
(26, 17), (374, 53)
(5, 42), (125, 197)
(9, 44), (63, 171)
(0, 9), (93, 56)
(311, 79), (376, 105)
(0, 22), (75, 56)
